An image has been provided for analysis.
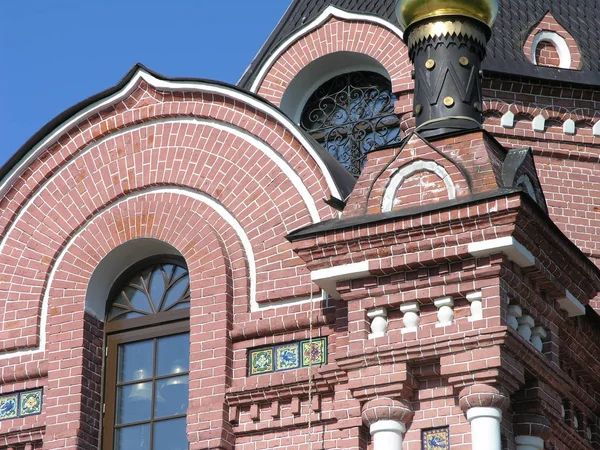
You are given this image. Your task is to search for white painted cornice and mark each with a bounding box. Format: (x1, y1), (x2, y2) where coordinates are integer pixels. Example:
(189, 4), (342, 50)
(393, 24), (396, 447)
(468, 236), (536, 268)
(311, 260), (371, 300)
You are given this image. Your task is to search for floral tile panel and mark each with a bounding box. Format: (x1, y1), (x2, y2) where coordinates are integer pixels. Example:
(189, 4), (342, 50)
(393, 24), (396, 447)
(301, 338), (326, 367)
(0, 394), (18, 420)
(249, 348), (274, 375)
(20, 389), (43, 417)
(0, 389), (43, 421)
(422, 427), (449, 450)
(248, 337), (327, 376)
(275, 343), (300, 371)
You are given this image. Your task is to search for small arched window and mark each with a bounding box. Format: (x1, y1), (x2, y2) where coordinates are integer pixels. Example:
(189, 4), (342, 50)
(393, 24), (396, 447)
(103, 258), (190, 450)
(300, 71), (401, 177)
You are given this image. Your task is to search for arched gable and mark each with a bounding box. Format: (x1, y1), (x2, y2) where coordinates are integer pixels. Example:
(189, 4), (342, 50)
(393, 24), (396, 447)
(0, 66), (351, 361)
(249, 6), (412, 107)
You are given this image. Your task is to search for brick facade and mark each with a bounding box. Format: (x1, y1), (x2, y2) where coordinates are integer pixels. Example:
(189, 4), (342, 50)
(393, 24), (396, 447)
(1, 4), (599, 450)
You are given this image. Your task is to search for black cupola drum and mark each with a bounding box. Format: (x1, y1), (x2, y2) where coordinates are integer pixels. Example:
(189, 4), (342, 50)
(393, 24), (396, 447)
(396, 0), (498, 138)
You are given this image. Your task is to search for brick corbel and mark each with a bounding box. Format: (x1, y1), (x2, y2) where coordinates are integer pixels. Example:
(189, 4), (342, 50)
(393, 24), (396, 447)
(226, 363), (345, 407)
(361, 397), (414, 427)
(441, 346), (525, 395)
(346, 363), (418, 403)
(458, 384), (511, 413)
(512, 378), (562, 421)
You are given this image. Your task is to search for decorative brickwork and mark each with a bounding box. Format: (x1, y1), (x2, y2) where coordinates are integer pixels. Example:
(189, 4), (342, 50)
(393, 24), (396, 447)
(2, 3), (600, 450)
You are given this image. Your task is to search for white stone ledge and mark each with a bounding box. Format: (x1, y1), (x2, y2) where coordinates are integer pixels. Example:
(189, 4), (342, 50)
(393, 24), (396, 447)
(468, 236), (535, 267)
(557, 290), (585, 317)
(311, 260), (370, 300)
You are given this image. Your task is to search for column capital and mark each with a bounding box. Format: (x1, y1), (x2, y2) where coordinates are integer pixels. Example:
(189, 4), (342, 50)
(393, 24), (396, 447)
(513, 413), (552, 440)
(458, 384), (510, 413)
(361, 397), (414, 427)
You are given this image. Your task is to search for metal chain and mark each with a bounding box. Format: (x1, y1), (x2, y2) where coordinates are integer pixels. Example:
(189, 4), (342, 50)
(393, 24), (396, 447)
(307, 284), (315, 441)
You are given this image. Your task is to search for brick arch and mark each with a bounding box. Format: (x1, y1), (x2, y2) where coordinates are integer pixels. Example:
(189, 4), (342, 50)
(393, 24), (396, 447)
(39, 193), (238, 450)
(253, 15), (411, 107)
(343, 134), (470, 217)
(523, 11), (581, 70)
(0, 119), (325, 354)
(0, 73), (345, 243)
(382, 160), (457, 212)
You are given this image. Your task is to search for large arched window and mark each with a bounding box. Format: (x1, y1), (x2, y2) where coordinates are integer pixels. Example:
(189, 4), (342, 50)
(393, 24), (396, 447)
(103, 257), (190, 450)
(300, 71), (401, 177)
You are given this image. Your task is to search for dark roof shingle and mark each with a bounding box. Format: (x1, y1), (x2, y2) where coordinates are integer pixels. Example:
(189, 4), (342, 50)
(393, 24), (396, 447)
(239, 0), (600, 88)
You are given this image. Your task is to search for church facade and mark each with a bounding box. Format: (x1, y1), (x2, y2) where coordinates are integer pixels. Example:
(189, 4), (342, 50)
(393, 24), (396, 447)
(0, 1), (599, 450)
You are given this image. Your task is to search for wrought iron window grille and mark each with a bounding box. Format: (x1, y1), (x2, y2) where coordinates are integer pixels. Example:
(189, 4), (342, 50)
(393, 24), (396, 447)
(300, 71), (401, 177)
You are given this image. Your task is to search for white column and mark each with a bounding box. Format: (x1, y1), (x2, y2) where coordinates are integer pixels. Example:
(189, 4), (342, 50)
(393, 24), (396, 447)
(515, 436), (544, 450)
(400, 302), (420, 333)
(367, 307), (388, 339)
(518, 315), (535, 341)
(434, 296), (454, 327)
(530, 326), (547, 352)
(507, 305), (522, 329)
(467, 407), (502, 450)
(467, 291), (483, 321)
(370, 420), (405, 450)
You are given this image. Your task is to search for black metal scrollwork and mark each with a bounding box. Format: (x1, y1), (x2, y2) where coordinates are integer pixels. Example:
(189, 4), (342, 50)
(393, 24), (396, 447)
(300, 71), (401, 177)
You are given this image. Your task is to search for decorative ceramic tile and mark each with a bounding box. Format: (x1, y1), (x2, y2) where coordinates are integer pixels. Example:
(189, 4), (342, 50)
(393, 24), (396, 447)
(301, 338), (327, 367)
(0, 394), (18, 420)
(249, 348), (274, 375)
(275, 343), (300, 371)
(19, 389), (43, 417)
(422, 427), (449, 450)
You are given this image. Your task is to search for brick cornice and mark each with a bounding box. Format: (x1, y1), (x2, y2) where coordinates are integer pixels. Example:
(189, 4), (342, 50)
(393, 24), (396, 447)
(226, 363), (344, 406)
(337, 327), (507, 372)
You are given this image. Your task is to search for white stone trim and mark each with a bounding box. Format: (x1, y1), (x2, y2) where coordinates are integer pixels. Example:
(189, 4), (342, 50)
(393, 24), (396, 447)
(557, 290), (585, 317)
(0, 118), (321, 267)
(515, 435), (544, 450)
(467, 291), (484, 321)
(248, 6), (403, 93)
(434, 296), (455, 327)
(311, 260), (370, 300)
(563, 118), (576, 135)
(532, 114), (546, 132)
(1, 185), (320, 361)
(367, 307), (388, 339)
(468, 236), (535, 267)
(531, 31), (572, 69)
(382, 160), (456, 212)
(467, 407), (503, 450)
(0, 68), (344, 203)
(500, 111), (515, 128)
(370, 420), (406, 450)
(592, 121), (600, 137)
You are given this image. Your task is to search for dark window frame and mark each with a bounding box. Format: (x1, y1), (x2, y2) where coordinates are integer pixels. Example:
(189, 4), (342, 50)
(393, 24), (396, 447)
(102, 256), (190, 450)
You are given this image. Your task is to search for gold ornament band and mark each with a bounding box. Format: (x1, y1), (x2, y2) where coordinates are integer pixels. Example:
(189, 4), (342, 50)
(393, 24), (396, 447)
(407, 20), (488, 51)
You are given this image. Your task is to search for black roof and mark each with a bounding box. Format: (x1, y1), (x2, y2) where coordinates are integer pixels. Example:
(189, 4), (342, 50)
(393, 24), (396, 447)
(239, 0), (600, 88)
(1, 63), (356, 201)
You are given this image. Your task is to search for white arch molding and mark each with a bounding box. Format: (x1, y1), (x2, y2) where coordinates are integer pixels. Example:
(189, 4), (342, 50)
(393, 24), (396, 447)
(246, 6), (404, 94)
(280, 52), (392, 123)
(382, 160), (456, 212)
(531, 31), (572, 69)
(0, 68), (345, 202)
(0, 117), (321, 260)
(0, 187), (322, 361)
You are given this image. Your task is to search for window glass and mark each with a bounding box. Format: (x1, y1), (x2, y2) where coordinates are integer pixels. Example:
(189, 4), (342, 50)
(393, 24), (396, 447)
(300, 71), (401, 177)
(104, 259), (190, 450)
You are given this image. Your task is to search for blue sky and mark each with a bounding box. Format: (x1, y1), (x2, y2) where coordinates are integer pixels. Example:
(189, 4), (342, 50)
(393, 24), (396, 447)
(0, 0), (291, 165)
